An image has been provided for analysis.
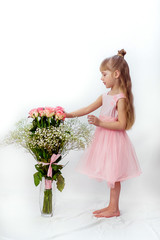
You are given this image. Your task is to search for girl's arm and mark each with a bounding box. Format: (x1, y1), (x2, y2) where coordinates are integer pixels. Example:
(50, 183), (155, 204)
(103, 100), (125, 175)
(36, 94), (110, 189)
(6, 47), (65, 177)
(88, 98), (127, 130)
(65, 95), (102, 118)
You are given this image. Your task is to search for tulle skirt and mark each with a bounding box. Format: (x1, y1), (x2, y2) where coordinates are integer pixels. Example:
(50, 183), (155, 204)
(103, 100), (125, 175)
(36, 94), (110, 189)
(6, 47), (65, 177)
(76, 116), (142, 188)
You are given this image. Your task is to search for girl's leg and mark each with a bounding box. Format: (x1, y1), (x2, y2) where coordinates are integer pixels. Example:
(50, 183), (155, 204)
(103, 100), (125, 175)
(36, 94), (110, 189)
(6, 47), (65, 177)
(108, 181), (121, 210)
(93, 181), (121, 217)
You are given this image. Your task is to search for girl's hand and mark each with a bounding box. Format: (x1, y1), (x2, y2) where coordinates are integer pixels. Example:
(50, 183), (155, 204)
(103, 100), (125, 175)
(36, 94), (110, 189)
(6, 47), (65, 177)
(87, 115), (100, 126)
(64, 112), (77, 118)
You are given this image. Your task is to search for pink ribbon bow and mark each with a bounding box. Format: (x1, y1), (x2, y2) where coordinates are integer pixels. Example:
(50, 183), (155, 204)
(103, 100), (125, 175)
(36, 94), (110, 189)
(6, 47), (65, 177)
(39, 153), (61, 189)
(47, 153), (61, 178)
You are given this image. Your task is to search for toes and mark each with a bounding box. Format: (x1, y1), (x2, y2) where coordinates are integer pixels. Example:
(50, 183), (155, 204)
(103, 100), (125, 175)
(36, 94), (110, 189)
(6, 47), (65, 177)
(94, 214), (105, 218)
(93, 210), (101, 214)
(93, 210), (98, 214)
(93, 207), (108, 215)
(94, 211), (120, 218)
(93, 209), (104, 214)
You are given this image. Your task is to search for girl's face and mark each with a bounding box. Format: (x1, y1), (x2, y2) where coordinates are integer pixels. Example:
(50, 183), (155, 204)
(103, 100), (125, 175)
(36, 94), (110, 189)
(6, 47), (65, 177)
(101, 70), (115, 88)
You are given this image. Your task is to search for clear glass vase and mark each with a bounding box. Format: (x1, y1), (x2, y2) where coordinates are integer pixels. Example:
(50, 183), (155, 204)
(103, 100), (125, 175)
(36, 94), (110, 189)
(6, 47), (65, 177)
(39, 177), (56, 217)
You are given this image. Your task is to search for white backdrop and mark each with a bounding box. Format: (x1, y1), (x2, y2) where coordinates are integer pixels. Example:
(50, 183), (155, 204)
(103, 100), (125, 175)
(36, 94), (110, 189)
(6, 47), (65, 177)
(0, 0), (160, 239)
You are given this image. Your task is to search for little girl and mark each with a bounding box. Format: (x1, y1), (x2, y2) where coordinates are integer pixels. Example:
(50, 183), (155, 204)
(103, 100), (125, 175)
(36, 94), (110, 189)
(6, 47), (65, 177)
(65, 49), (142, 218)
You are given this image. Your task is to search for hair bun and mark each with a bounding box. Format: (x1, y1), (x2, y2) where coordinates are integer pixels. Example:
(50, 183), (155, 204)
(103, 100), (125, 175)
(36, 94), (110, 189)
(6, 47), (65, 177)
(117, 49), (126, 58)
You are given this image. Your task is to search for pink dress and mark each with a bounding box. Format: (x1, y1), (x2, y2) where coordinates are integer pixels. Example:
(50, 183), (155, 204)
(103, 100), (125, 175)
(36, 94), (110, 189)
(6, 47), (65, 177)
(76, 92), (142, 188)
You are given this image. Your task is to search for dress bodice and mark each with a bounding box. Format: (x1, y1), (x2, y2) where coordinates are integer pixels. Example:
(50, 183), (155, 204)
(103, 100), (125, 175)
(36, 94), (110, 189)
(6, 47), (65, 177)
(99, 92), (126, 120)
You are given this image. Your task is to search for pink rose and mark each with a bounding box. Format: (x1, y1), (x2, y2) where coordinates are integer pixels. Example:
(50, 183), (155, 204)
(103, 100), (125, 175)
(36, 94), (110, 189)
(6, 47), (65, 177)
(44, 107), (55, 118)
(55, 106), (65, 112)
(55, 109), (66, 120)
(28, 108), (38, 118)
(37, 107), (45, 117)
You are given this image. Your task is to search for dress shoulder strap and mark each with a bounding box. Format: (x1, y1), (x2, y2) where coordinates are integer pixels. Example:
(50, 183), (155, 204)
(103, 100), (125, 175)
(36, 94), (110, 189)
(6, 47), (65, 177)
(114, 93), (126, 102)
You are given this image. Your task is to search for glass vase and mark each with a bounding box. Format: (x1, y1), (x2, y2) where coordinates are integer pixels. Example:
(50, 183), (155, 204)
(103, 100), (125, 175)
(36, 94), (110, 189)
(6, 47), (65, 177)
(39, 177), (56, 217)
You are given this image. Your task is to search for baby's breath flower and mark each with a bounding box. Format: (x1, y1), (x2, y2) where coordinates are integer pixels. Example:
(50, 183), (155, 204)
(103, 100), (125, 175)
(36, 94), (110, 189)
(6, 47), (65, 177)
(2, 118), (93, 161)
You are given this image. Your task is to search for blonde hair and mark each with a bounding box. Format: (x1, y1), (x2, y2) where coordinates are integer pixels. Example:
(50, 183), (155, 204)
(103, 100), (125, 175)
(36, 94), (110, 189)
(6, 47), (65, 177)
(100, 49), (135, 130)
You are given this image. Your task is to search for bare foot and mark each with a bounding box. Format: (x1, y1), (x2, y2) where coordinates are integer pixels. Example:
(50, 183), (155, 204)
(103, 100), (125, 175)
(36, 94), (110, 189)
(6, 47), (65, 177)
(93, 206), (110, 215)
(94, 209), (120, 218)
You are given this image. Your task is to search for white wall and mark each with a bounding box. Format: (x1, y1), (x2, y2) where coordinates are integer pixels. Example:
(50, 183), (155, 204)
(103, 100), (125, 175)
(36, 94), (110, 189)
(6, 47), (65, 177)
(0, 0), (160, 210)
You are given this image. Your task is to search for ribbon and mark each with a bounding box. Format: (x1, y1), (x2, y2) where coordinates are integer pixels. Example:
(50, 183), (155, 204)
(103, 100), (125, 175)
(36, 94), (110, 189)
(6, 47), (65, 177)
(38, 153), (61, 189)
(47, 153), (61, 178)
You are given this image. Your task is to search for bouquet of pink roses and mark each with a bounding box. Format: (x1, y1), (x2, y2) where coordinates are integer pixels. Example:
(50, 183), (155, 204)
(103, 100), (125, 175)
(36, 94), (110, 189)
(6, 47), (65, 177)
(28, 106), (66, 128)
(3, 106), (93, 217)
(28, 106), (67, 187)
(28, 106), (67, 216)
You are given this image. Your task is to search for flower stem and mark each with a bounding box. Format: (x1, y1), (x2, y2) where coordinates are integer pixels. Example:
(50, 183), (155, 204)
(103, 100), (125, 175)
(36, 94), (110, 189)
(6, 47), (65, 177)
(48, 118), (50, 127)
(42, 189), (52, 215)
(41, 117), (44, 128)
(36, 117), (40, 128)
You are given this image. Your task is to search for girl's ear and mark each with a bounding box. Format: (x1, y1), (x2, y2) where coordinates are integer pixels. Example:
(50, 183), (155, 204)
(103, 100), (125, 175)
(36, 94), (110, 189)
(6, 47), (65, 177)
(114, 70), (121, 79)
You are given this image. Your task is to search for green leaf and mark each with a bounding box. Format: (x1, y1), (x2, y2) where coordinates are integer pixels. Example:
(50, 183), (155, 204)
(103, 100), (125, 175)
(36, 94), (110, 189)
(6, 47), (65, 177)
(38, 171), (42, 181)
(35, 164), (45, 175)
(35, 163), (41, 171)
(51, 164), (62, 171)
(54, 170), (61, 175)
(51, 165), (58, 171)
(33, 172), (40, 186)
(52, 172), (59, 181)
(56, 175), (65, 192)
(33, 172), (42, 186)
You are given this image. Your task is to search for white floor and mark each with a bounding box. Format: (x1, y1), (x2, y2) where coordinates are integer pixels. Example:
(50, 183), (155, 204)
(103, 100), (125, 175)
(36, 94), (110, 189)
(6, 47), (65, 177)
(0, 193), (160, 240)
(0, 146), (160, 240)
